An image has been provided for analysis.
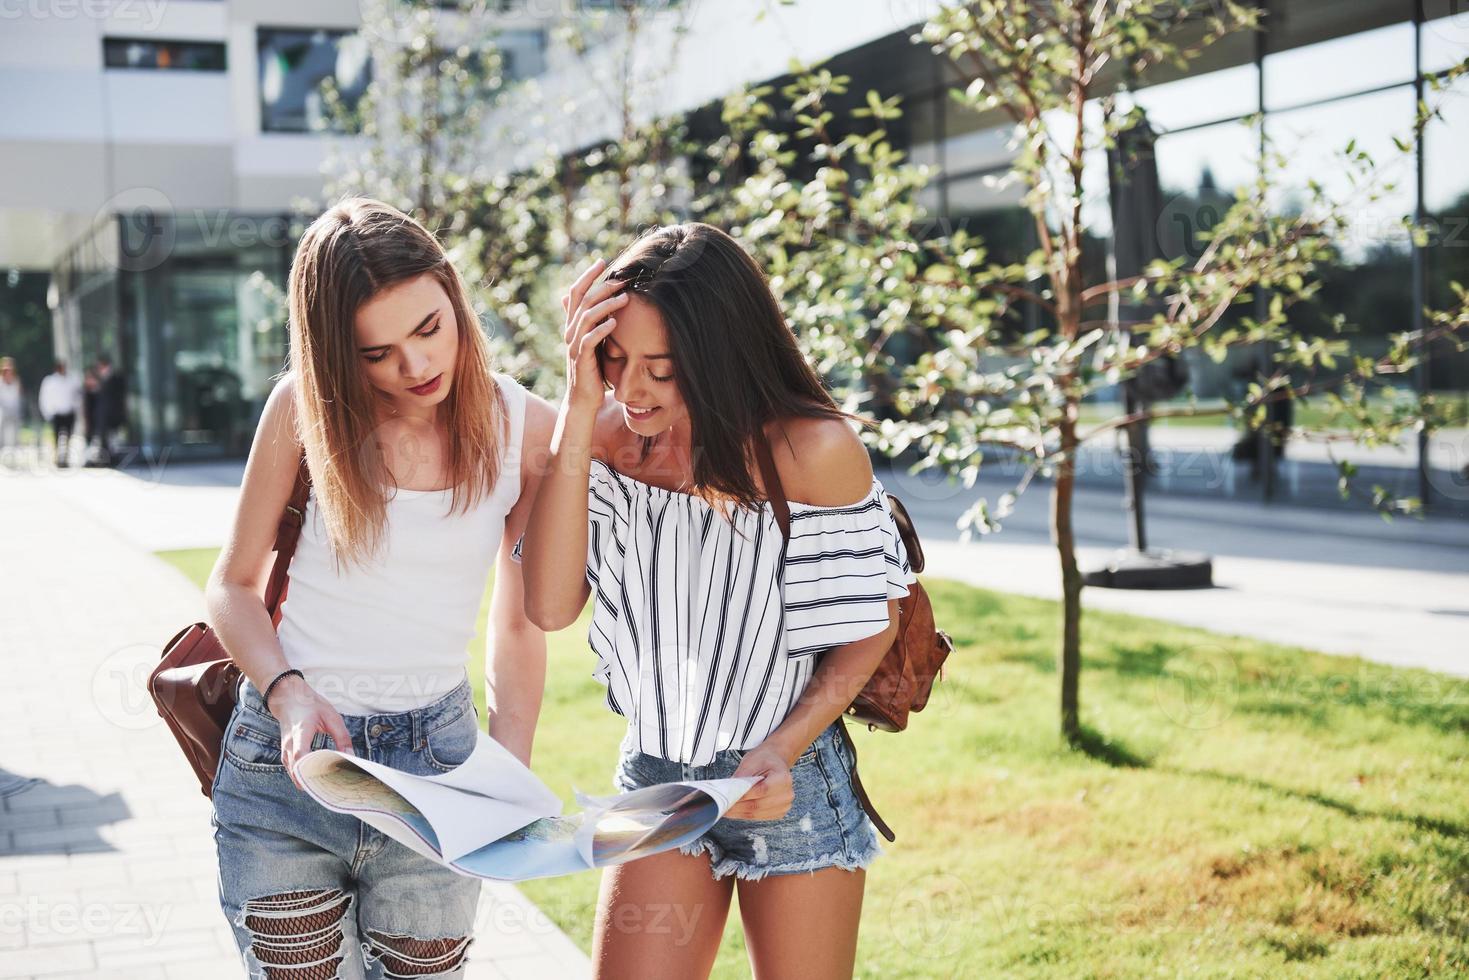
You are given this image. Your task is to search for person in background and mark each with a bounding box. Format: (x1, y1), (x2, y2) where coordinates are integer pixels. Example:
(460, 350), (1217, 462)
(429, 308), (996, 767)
(90, 355), (126, 467)
(39, 360), (82, 468)
(81, 367), (100, 460)
(0, 357), (23, 456)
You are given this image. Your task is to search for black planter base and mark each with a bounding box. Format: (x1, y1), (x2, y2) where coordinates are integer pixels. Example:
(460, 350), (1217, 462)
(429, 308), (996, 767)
(1081, 549), (1214, 589)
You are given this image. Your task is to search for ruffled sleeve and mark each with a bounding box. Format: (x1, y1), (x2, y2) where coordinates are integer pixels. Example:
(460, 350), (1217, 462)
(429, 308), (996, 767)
(584, 459), (625, 590)
(781, 480), (917, 657)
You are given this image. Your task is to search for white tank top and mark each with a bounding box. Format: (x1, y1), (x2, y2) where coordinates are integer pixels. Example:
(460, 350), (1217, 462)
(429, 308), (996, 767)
(276, 373), (527, 715)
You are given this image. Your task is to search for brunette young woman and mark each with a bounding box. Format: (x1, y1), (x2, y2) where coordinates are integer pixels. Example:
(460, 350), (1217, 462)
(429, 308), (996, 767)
(520, 223), (916, 979)
(205, 198), (556, 980)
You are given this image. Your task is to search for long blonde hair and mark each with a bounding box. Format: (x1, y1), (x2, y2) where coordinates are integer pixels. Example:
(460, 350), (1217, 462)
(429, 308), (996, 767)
(287, 198), (506, 567)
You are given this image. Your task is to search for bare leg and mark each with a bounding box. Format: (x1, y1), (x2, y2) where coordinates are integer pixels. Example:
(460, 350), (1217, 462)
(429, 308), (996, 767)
(592, 847), (734, 980)
(737, 867), (866, 980)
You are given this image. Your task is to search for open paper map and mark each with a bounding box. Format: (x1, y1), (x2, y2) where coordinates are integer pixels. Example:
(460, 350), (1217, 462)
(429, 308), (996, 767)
(292, 730), (758, 881)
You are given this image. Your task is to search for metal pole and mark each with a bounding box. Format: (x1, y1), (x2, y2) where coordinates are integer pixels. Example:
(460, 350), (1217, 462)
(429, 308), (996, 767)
(1413, 0), (1432, 510)
(1256, 0), (1275, 502)
(1123, 383), (1148, 552)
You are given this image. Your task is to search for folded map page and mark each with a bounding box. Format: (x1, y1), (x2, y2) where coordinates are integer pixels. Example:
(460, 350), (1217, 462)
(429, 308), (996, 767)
(292, 730), (759, 881)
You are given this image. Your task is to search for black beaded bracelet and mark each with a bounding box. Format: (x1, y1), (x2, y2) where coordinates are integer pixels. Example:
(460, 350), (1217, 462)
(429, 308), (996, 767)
(263, 668), (305, 713)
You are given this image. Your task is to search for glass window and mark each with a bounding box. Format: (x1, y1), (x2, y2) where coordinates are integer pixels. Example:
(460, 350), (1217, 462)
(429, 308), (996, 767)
(1263, 88), (1416, 391)
(1152, 120), (1259, 264)
(103, 38), (227, 72)
(1130, 62), (1259, 132)
(946, 169), (1025, 220)
(1421, 6), (1469, 75)
(258, 28), (371, 134)
(579, 0), (684, 8)
(497, 28), (547, 82)
(936, 123), (1017, 179)
(1266, 85), (1417, 261)
(1423, 71), (1469, 429)
(1263, 22), (1415, 112)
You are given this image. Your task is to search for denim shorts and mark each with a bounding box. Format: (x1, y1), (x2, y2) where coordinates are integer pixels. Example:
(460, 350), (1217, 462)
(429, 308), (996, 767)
(211, 676), (482, 980)
(613, 720), (882, 882)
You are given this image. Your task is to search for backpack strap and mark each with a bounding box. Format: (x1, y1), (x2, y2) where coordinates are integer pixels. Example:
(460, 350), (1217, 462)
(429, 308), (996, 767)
(265, 453), (312, 628)
(754, 428), (896, 842)
(753, 430), (790, 540)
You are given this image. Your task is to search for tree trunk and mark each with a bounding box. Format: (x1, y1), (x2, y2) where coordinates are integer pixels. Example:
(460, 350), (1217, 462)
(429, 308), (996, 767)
(1052, 407), (1083, 744)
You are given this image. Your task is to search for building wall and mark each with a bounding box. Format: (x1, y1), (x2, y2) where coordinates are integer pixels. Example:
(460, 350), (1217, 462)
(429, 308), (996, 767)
(0, 0), (361, 272)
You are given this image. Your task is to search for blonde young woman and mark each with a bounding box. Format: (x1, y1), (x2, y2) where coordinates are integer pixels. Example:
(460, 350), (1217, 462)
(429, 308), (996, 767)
(205, 198), (555, 980)
(521, 224), (916, 979)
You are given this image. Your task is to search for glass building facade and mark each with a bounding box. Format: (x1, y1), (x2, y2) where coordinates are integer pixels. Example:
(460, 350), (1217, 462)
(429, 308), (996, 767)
(51, 210), (297, 460)
(827, 0), (1469, 512)
(42, 0), (1468, 514)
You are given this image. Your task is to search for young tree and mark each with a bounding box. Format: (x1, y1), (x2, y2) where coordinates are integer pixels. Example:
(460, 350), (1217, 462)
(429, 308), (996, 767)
(870, 0), (1469, 742)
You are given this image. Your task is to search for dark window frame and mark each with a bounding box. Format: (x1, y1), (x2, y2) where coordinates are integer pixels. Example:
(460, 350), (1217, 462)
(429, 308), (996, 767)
(102, 37), (228, 73)
(256, 25), (369, 135)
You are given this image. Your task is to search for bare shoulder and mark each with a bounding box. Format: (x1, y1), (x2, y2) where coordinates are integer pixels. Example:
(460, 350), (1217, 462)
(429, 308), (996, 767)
(520, 388), (557, 447)
(517, 388), (557, 480)
(257, 371), (301, 454)
(766, 414), (874, 507)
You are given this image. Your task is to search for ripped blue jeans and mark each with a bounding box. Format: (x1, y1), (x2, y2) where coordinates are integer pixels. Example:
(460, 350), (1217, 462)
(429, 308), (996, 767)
(211, 677), (481, 979)
(613, 720), (882, 881)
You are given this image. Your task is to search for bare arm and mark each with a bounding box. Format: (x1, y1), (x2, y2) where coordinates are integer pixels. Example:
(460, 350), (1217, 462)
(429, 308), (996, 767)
(484, 392), (556, 766)
(521, 259), (628, 630)
(204, 374), (353, 781)
(205, 375), (305, 692)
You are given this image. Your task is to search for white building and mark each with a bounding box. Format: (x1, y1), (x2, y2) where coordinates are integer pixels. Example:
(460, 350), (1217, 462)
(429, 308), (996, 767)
(0, 0), (1463, 469)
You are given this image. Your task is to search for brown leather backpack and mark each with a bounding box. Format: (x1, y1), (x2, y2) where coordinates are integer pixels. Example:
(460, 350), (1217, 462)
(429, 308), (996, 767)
(848, 493), (954, 731)
(755, 435), (953, 840)
(148, 456), (311, 797)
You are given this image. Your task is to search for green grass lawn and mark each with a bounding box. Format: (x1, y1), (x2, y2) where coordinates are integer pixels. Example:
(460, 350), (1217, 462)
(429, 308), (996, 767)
(161, 548), (1469, 978)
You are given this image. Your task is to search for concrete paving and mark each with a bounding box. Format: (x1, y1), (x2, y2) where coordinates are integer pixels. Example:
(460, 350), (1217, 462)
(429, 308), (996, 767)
(0, 464), (589, 980)
(34, 448), (1469, 678)
(880, 463), (1469, 678)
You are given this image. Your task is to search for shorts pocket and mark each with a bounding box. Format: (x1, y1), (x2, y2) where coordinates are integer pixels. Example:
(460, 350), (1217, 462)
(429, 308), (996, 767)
(792, 725), (839, 770)
(424, 708), (477, 772)
(729, 737), (822, 771)
(222, 716), (287, 773)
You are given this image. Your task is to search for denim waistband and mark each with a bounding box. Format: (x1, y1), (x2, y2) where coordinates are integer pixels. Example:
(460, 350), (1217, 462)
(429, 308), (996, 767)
(237, 674), (474, 748)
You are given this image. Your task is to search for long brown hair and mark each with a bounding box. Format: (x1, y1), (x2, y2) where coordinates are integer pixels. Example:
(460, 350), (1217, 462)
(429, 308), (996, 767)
(603, 222), (852, 511)
(287, 198), (506, 567)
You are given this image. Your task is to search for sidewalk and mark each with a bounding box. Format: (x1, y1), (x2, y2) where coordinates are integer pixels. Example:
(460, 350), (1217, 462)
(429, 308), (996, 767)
(881, 464), (1469, 678)
(35, 453), (1469, 679)
(955, 423), (1469, 518)
(0, 466), (590, 979)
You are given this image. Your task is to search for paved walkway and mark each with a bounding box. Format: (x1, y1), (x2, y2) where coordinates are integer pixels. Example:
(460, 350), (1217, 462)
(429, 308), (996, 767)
(883, 465), (1469, 678)
(35, 451), (1469, 678)
(0, 465), (589, 979)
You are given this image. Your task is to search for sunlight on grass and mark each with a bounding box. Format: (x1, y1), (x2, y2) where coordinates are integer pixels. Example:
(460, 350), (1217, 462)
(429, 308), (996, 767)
(159, 547), (1469, 978)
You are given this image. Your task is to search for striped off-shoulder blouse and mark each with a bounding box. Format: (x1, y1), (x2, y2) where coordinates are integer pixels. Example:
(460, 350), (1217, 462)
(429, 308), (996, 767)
(516, 456), (916, 765)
